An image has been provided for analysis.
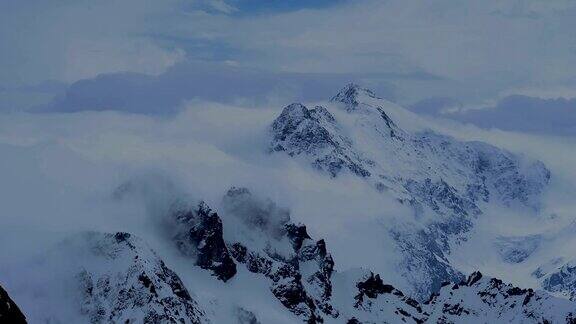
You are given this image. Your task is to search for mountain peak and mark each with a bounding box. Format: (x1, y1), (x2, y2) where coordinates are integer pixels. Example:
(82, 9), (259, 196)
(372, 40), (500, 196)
(280, 102), (311, 120)
(330, 83), (377, 111)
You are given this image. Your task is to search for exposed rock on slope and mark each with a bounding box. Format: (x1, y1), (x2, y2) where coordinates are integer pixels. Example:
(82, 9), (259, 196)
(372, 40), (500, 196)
(534, 258), (576, 301)
(345, 271), (427, 324)
(113, 176), (237, 282)
(0, 284), (26, 323)
(270, 102), (372, 178)
(171, 201), (237, 282)
(336, 270), (576, 324)
(425, 272), (576, 324)
(222, 187), (337, 323)
(12, 189), (576, 324)
(71, 231), (206, 324)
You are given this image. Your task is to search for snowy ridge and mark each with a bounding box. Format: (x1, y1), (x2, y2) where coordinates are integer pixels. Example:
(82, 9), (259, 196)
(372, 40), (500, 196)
(8, 187), (576, 323)
(270, 102), (373, 178)
(271, 83), (549, 210)
(425, 272), (576, 323)
(72, 231), (206, 323)
(534, 258), (576, 301)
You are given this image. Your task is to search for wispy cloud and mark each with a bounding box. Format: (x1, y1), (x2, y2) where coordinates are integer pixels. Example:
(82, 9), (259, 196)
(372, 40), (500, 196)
(410, 93), (576, 137)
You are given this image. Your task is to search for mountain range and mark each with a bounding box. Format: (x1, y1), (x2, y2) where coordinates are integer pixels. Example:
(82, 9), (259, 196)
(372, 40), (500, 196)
(2, 84), (575, 323)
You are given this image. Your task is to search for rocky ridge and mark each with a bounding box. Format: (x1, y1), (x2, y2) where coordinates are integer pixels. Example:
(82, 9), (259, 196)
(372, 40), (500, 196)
(10, 187), (576, 324)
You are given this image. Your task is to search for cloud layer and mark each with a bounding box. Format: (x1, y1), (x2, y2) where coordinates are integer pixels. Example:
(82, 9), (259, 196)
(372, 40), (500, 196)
(2, 0), (576, 118)
(410, 94), (576, 137)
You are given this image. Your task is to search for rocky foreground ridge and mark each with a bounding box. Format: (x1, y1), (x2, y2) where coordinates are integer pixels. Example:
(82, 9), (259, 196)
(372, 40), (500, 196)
(8, 186), (575, 323)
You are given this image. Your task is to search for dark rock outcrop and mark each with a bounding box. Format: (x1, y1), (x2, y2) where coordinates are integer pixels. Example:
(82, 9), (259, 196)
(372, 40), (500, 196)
(223, 187), (337, 323)
(0, 284), (26, 323)
(172, 202), (237, 282)
(354, 273), (395, 305)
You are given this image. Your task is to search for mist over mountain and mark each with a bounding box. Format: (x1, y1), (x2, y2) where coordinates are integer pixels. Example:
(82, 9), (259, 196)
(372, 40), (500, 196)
(2, 1), (576, 323)
(1, 83), (576, 323)
(410, 95), (576, 137)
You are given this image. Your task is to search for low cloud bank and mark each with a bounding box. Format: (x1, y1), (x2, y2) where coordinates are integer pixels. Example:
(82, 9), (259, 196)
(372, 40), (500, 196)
(410, 94), (576, 137)
(36, 62), (405, 115)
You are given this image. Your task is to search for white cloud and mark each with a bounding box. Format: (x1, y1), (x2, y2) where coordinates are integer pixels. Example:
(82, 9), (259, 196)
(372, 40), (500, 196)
(63, 39), (185, 82)
(500, 85), (576, 100)
(205, 0), (237, 14)
(170, 0), (576, 103)
(0, 100), (410, 277)
(0, 0), (185, 85)
(410, 93), (576, 137)
(2, 0), (575, 111)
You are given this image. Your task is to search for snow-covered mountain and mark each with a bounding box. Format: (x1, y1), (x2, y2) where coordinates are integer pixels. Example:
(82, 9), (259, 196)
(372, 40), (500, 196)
(5, 231), (207, 323)
(425, 272), (576, 323)
(75, 232), (206, 324)
(8, 191), (576, 323)
(10, 190), (576, 323)
(2, 84), (574, 323)
(269, 84), (550, 300)
(535, 258), (576, 301)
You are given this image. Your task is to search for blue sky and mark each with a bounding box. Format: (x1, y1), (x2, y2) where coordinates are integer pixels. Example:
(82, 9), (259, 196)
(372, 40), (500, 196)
(200, 0), (348, 15)
(0, 0), (575, 135)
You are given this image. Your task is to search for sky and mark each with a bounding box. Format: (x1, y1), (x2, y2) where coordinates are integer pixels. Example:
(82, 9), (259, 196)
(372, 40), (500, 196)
(0, 0), (574, 133)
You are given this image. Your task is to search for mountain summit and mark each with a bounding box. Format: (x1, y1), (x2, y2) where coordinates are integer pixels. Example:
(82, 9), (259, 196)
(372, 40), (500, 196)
(330, 83), (379, 112)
